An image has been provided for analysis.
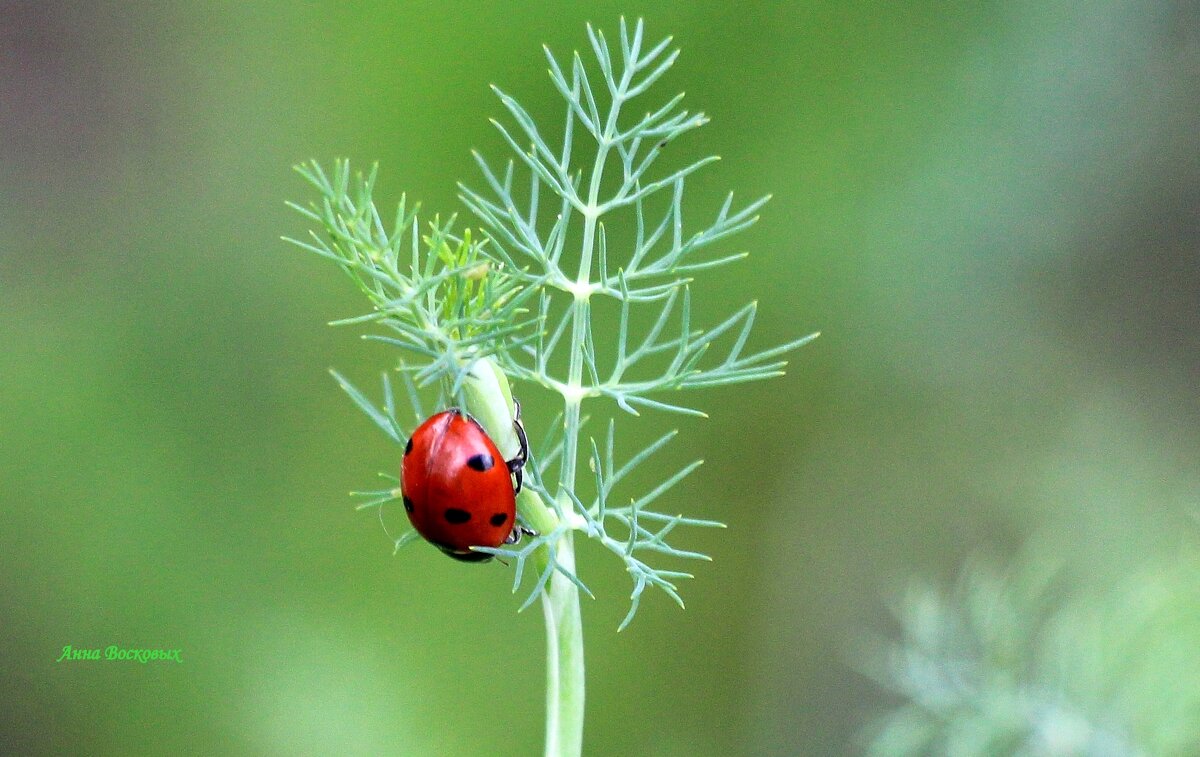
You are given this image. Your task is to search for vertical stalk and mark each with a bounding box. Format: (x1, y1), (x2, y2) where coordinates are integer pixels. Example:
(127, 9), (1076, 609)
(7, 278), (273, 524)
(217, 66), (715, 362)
(461, 357), (584, 757)
(541, 533), (583, 757)
(543, 325), (587, 756)
(482, 61), (626, 757)
(538, 76), (627, 754)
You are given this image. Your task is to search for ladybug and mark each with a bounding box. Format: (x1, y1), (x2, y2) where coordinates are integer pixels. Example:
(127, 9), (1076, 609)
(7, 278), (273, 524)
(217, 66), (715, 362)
(400, 402), (530, 561)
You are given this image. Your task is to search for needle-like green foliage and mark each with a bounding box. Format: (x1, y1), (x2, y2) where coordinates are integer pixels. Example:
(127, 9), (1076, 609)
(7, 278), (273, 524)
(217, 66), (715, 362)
(286, 163), (534, 395)
(861, 552), (1200, 755)
(287, 17), (816, 628)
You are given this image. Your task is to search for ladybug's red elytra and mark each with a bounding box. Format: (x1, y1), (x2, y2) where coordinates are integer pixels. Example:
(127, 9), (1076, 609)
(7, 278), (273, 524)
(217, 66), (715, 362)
(400, 403), (530, 561)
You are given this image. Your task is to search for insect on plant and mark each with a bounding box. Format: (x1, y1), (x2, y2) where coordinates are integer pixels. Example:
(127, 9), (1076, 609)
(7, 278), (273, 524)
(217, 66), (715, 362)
(285, 18), (817, 757)
(400, 404), (533, 562)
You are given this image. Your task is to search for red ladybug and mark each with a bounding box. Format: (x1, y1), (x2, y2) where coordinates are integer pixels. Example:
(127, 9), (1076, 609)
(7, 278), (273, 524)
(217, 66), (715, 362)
(400, 404), (529, 561)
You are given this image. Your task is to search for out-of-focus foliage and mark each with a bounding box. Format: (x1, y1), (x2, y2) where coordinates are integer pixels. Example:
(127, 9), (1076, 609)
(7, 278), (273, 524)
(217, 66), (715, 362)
(864, 546), (1200, 756)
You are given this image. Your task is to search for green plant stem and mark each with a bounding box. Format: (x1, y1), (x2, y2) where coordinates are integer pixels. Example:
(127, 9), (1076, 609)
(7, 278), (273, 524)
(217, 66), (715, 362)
(542, 534), (584, 757)
(534, 88), (619, 756)
(460, 357), (584, 757)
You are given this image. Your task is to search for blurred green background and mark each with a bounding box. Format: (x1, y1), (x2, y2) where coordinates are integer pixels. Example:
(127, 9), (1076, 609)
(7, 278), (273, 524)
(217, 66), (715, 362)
(3, 2), (1197, 754)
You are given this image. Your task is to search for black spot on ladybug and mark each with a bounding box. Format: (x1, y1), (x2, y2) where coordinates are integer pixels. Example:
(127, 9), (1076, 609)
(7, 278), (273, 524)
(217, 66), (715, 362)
(466, 453), (494, 472)
(404, 437), (413, 455)
(402, 495), (414, 513)
(490, 512), (508, 527)
(444, 508), (472, 524)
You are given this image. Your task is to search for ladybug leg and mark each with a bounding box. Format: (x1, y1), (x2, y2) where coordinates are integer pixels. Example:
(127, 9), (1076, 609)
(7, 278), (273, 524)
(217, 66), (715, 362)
(503, 524), (538, 545)
(506, 399), (529, 494)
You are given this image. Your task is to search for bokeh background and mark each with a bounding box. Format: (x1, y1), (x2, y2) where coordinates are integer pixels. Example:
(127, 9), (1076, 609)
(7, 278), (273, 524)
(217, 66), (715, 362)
(3, 2), (1198, 754)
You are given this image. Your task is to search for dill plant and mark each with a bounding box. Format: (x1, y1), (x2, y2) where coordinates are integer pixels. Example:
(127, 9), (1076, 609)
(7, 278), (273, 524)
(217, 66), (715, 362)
(862, 550), (1200, 755)
(286, 19), (815, 756)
